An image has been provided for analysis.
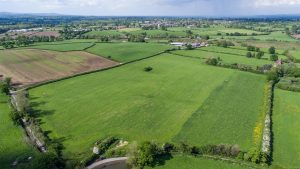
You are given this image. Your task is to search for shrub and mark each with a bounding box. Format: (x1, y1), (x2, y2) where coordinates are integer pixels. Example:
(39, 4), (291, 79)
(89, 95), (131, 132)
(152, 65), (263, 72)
(270, 54), (278, 61)
(18, 153), (61, 169)
(0, 77), (11, 95)
(246, 52), (252, 58)
(267, 71), (279, 82)
(205, 57), (219, 66)
(256, 51), (264, 59)
(9, 110), (23, 125)
(269, 46), (276, 54)
(144, 67), (153, 72)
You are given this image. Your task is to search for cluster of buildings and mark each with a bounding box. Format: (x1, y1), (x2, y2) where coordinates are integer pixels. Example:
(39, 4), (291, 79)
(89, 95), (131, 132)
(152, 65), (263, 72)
(170, 42), (209, 48)
(7, 27), (43, 33)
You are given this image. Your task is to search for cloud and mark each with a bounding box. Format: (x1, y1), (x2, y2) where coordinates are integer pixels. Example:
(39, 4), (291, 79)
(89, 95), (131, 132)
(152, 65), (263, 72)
(254, 0), (300, 7)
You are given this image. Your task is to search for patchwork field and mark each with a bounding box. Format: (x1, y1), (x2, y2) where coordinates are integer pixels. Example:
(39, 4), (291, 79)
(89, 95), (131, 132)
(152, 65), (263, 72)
(0, 49), (118, 86)
(29, 53), (266, 161)
(272, 89), (300, 168)
(87, 42), (173, 62)
(0, 93), (36, 169)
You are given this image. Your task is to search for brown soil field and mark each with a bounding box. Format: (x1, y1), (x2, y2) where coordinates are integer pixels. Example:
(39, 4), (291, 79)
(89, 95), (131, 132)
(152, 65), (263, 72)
(0, 49), (119, 86)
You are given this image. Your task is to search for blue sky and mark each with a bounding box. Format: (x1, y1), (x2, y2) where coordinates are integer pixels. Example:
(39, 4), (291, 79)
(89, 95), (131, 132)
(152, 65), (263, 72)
(1, 0), (300, 16)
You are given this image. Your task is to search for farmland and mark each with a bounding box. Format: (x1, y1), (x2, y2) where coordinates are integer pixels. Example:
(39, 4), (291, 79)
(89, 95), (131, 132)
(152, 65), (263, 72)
(87, 42), (173, 62)
(1, 15), (300, 169)
(0, 93), (36, 169)
(0, 49), (118, 86)
(272, 89), (300, 168)
(28, 53), (266, 161)
(172, 47), (272, 67)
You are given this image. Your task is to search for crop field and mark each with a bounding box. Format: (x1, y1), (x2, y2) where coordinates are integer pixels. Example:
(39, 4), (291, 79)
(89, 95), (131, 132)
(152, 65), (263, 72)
(0, 93), (36, 169)
(172, 48), (273, 67)
(87, 42), (173, 62)
(0, 49), (118, 86)
(272, 89), (300, 168)
(147, 156), (249, 169)
(26, 42), (95, 52)
(28, 53), (266, 160)
(118, 28), (141, 32)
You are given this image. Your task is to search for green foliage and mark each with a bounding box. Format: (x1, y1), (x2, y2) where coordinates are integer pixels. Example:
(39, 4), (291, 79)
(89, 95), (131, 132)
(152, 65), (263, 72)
(267, 70), (280, 82)
(186, 44), (193, 50)
(205, 57), (219, 65)
(216, 40), (234, 48)
(18, 153), (61, 169)
(130, 141), (163, 168)
(256, 51), (264, 59)
(270, 54), (279, 61)
(144, 66), (153, 72)
(9, 110), (23, 125)
(269, 46), (276, 54)
(0, 77), (11, 95)
(96, 137), (119, 155)
(246, 52), (252, 58)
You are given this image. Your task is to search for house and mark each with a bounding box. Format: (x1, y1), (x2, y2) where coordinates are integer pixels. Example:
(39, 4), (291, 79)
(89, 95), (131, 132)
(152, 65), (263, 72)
(274, 59), (283, 68)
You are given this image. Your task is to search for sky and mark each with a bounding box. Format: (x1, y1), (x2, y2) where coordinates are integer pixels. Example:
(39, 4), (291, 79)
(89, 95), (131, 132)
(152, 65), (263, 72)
(1, 0), (300, 16)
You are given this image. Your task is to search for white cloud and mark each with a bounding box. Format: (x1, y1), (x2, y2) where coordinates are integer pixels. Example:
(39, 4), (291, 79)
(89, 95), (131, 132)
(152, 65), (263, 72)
(254, 0), (300, 7)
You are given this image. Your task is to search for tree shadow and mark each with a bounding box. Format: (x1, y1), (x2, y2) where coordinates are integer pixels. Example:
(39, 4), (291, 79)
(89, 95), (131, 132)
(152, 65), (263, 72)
(150, 153), (173, 168)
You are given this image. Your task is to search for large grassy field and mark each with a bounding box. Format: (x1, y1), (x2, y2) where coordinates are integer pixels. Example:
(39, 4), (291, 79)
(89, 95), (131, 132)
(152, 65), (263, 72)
(147, 156), (250, 169)
(85, 30), (125, 37)
(0, 49), (118, 86)
(87, 42), (173, 62)
(29, 53), (266, 160)
(272, 89), (300, 168)
(172, 48), (272, 67)
(173, 72), (266, 151)
(0, 93), (36, 169)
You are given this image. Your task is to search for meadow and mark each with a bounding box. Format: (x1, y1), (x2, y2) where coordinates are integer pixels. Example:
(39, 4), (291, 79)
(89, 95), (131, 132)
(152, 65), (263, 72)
(272, 89), (300, 168)
(0, 49), (118, 86)
(87, 42), (173, 62)
(173, 72), (266, 151)
(172, 47), (273, 67)
(84, 30), (125, 37)
(0, 93), (36, 169)
(29, 53), (266, 161)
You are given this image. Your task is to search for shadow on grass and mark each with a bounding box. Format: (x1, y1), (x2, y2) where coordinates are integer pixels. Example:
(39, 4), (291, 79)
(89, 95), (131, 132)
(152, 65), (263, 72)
(149, 154), (173, 168)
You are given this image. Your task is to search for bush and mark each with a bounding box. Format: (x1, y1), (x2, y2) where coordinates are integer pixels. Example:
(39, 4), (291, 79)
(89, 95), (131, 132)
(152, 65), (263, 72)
(0, 77), (11, 95)
(144, 67), (153, 72)
(256, 51), (264, 59)
(205, 57), (219, 66)
(246, 52), (252, 58)
(267, 71), (279, 82)
(9, 110), (23, 125)
(269, 46), (276, 54)
(270, 54), (278, 61)
(18, 153), (61, 169)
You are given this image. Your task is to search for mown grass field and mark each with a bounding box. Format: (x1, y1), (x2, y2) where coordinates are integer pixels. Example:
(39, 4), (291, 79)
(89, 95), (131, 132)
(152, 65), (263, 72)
(225, 31), (297, 42)
(172, 47), (272, 67)
(29, 53), (265, 160)
(0, 93), (36, 169)
(129, 29), (187, 37)
(87, 42), (173, 62)
(173, 72), (266, 151)
(272, 89), (300, 168)
(147, 156), (249, 169)
(0, 49), (118, 86)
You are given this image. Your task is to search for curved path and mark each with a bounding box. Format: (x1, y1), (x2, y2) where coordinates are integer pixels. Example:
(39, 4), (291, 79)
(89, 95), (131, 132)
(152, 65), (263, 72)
(87, 157), (128, 169)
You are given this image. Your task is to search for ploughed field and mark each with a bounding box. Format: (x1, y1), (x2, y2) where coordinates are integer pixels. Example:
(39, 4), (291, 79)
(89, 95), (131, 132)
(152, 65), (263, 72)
(29, 53), (266, 160)
(0, 49), (118, 86)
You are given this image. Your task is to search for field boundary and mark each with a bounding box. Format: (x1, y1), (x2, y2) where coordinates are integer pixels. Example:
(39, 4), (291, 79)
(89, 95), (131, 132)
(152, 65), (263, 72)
(23, 50), (168, 90)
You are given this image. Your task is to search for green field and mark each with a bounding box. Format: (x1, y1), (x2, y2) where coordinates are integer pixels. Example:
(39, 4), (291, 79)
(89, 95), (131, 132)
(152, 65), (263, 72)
(26, 42), (95, 52)
(0, 93), (36, 169)
(87, 42), (173, 62)
(272, 89), (300, 168)
(225, 31), (297, 42)
(129, 30), (187, 38)
(172, 48), (272, 67)
(173, 72), (266, 151)
(147, 156), (249, 169)
(29, 54), (266, 161)
(85, 30), (124, 37)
